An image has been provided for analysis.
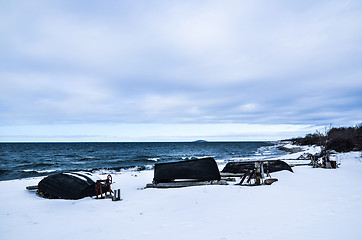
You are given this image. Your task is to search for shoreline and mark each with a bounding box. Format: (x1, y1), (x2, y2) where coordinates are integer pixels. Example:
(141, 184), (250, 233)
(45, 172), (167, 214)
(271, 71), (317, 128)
(1, 146), (362, 240)
(0, 141), (283, 182)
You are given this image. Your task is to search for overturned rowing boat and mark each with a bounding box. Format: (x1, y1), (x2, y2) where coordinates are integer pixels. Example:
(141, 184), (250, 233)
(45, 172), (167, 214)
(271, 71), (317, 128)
(221, 160), (293, 186)
(222, 160), (293, 175)
(154, 157), (221, 183)
(147, 157), (226, 188)
(37, 172), (109, 200)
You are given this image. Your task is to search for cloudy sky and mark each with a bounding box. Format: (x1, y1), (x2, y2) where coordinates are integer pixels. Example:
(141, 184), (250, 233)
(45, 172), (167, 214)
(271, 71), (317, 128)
(1, 0), (361, 142)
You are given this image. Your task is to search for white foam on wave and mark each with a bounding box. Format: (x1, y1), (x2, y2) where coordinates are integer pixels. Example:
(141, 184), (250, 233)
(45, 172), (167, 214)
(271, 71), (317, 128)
(22, 169), (56, 173)
(64, 171), (101, 182)
(148, 158), (159, 161)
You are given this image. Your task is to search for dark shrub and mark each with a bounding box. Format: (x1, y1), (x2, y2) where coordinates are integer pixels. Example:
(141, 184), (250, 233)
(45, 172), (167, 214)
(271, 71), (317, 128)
(287, 123), (362, 152)
(326, 138), (354, 152)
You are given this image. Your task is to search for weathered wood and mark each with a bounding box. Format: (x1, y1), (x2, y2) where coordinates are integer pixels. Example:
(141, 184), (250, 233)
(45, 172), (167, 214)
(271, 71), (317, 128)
(264, 178), (278, 185)
(146, 180), (228, 188)
(289, 163), (311, 167)
(221, 177), (236, 182)
(154, 157), (221, 183)
(238, 173), (248, 185)
(112, 189), (122, 201)
(26, 185), (38, 190)
(330, 161), (337, 169)
(222, 160), (294, 174)
(220, 173), (243, 177)
(255, 162), (261, 185)
(38, 172), (109, 200)
(247, 169), (255, 183)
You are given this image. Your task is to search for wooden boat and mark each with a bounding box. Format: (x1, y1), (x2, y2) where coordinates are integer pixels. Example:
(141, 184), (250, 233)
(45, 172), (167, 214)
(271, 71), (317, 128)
(221, 160), (293, 174)
(37, 172), (107, 200)
(153, 157), (221, 184)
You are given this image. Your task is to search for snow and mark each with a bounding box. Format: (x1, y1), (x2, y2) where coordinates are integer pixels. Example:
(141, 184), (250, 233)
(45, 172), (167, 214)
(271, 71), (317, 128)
(275, 144), (323, 165)
(1, 149), (362, 240)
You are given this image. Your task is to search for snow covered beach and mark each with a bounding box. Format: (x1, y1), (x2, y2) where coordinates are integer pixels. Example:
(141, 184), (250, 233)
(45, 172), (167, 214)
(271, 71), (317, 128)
(1, 146), (362, 240)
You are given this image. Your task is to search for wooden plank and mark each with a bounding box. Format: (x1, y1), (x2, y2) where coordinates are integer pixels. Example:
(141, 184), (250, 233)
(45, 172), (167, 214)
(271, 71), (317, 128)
(220, 173), (243, 177)
(238, 173), (248, 185)
(26, 185), (38, 190)
(146, 180), (228, 188)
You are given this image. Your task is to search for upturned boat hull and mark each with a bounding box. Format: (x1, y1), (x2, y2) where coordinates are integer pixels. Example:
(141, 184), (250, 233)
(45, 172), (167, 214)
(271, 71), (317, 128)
(153, 157), (221, 183)
(222, 160), (293, 174)
(38, 172), (103, 200)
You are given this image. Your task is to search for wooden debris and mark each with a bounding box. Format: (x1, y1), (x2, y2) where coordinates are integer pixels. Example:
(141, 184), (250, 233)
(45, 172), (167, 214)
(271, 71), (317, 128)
(220, 173), (243, 178)
(95, 174), (113, 199)
(112, 189), (122, 201)
(264, 178), (278, 185)
(146, 180), (228, 188)
(26, 185), (38, 190)
(221, 177), (236, 182)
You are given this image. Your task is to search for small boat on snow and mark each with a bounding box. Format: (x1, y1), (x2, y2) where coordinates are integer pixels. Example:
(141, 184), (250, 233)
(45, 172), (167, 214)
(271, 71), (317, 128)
(147, 157), (225, 188)
(153, 157), (221, 183)
(37, 172), (109, 200)
(222, 160), (293, 174)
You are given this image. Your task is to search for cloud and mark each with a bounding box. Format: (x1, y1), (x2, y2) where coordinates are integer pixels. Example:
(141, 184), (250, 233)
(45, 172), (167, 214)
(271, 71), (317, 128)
(0, 123), (322, 142)
(0, 0), (361, 140)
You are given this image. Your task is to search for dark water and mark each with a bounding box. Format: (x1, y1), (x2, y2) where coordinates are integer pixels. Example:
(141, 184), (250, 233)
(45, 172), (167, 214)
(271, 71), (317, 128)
(0, 142), (285, 181)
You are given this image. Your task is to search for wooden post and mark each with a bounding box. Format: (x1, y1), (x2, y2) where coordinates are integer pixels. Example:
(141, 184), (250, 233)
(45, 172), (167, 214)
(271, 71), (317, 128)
(247, 169), (255, 183)
(238, 172), (248, 185)
(255, 162), (261, 185)
(260, 162), (265, 179)
(112, 189), (121, 201)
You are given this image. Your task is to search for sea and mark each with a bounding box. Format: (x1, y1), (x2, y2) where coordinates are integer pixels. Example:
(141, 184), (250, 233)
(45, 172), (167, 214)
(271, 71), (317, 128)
(0, 141), (287, 181)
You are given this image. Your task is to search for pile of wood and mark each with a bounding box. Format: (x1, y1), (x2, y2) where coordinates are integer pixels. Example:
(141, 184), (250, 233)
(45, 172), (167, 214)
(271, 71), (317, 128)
(311, 150), (338, 169)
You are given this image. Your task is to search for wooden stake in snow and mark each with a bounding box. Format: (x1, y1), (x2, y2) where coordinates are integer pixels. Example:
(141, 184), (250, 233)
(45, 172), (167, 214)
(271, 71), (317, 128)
(112, 189), (121, 201)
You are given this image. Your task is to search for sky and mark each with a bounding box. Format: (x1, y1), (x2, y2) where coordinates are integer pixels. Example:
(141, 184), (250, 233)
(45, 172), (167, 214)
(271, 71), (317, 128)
(0, 0), (361, 142)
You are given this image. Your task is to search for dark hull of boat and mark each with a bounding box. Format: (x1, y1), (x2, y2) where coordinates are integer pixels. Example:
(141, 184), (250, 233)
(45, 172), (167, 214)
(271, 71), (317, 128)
(154, 157), (221, 183)
(222, 160), (293, 174)
(38, 172), (100, 200)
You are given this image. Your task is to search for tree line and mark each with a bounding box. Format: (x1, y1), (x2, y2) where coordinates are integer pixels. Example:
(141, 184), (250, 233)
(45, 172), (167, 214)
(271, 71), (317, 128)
(288, 124), (362, 152)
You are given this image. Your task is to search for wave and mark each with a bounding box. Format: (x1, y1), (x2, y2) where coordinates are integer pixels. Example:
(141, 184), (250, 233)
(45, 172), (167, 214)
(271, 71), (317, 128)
(22, 169), (57, 174)
(0, 141), (286, 181)
(14, 162), (55, 169)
